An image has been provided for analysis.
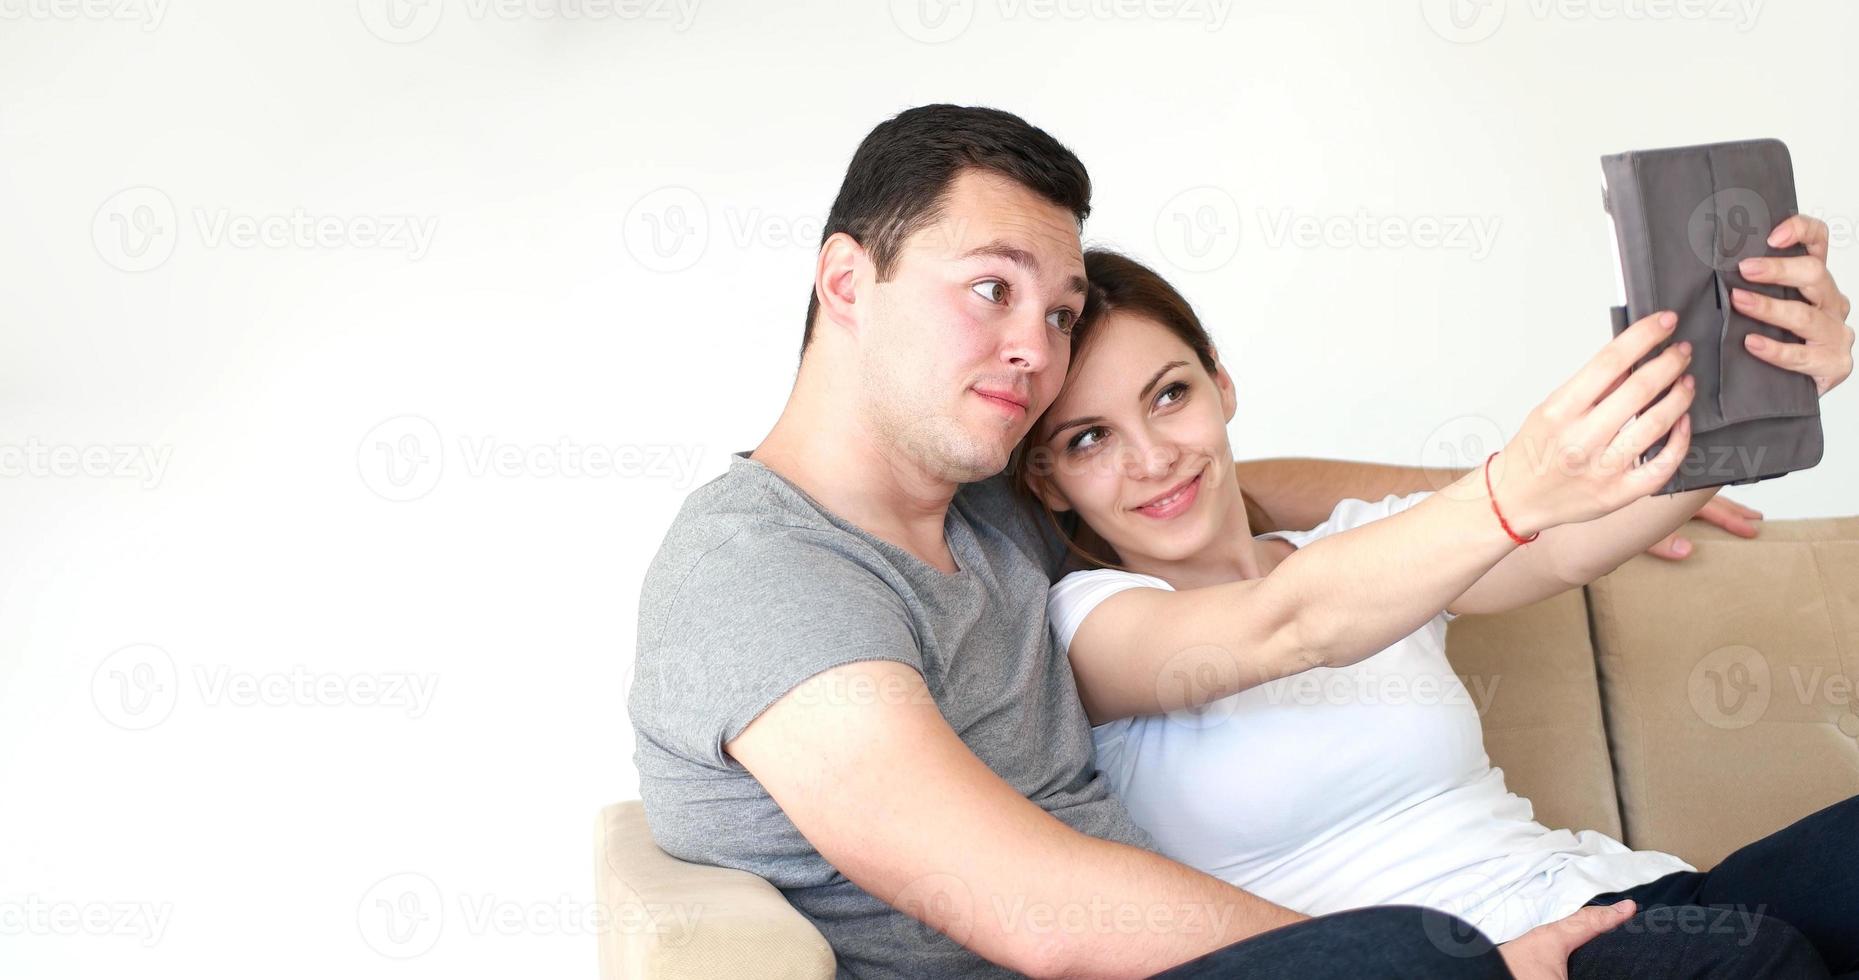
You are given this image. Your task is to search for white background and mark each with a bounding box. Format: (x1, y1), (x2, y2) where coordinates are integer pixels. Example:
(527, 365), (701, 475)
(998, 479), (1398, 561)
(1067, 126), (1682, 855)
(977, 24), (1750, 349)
(2, 0), (1855, 976)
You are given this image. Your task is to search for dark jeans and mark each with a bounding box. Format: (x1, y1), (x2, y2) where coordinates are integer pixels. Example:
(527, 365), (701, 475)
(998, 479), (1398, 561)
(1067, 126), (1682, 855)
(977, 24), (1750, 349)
(1578, 793), (1859, 980)
(1148, 905), (1510, 979)
(1151, 794), (1859, 979)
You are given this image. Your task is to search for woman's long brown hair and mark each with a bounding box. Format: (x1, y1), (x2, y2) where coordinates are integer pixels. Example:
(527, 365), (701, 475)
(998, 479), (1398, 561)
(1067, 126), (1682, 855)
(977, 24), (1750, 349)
(1009, 249), (1275, 571)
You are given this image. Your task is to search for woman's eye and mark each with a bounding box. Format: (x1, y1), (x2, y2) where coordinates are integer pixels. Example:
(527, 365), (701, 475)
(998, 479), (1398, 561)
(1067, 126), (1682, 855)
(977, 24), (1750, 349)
(1068, 426), (1106, 453)
(971, 280), (1008, 304)
(1156, 381), (1189, 407)
(1046, 308), (1077, 334)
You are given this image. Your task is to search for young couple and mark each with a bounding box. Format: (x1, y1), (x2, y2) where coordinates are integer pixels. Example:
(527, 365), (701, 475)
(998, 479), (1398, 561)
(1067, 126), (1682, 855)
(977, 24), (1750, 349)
(629, 104), (1858, 979)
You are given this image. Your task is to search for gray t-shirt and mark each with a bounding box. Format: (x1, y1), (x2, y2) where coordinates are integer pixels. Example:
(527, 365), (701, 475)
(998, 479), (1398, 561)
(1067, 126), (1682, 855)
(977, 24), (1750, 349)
(630, 452), (1156, 979)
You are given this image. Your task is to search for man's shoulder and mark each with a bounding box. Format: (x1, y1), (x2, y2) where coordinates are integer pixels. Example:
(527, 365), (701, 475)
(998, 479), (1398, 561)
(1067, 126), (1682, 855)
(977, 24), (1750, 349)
(954, 472), (1066, 576)
(642, 461), (889, 605)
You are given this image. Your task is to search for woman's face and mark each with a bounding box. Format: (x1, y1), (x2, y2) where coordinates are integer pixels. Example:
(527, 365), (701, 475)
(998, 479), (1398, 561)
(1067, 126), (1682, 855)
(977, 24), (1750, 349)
(1029, 309), (1241, 566)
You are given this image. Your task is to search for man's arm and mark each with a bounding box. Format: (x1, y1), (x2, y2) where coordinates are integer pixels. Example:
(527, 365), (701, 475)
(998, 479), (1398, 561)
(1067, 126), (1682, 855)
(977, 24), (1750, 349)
(726, 660), (1303, 980)
(1234, 457), (1461, 535)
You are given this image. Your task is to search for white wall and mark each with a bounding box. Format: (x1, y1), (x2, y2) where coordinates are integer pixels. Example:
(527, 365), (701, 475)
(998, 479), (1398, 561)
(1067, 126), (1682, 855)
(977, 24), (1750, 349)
(2, 0), (1854, 976)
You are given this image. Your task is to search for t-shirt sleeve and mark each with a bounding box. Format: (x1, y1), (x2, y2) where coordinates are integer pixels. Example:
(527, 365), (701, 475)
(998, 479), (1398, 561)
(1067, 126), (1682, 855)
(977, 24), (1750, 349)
(632, 529), (924, 770)
(1046, 568), (1174, 654)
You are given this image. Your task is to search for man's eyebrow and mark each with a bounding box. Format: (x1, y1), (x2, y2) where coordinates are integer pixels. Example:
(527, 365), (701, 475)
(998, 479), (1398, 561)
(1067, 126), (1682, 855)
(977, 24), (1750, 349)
(1046, 361), (1191, 441)
(959, 240), (1088, 299)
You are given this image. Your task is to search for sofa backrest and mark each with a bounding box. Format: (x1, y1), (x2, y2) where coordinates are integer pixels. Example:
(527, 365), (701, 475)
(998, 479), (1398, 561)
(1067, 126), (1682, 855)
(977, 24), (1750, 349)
(1446, 587), (1625, 841)
(1450, 515), (1859, 870)
(1585, 515), (1859, 869)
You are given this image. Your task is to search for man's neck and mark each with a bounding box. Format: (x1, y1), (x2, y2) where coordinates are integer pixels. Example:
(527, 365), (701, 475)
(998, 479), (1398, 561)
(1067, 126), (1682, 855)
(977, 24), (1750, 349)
(751, 374), (964, 573)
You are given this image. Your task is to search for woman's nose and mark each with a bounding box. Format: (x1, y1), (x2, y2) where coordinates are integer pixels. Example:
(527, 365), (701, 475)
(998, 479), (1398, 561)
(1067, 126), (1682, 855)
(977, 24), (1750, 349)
(1120, 435), (1178, 480)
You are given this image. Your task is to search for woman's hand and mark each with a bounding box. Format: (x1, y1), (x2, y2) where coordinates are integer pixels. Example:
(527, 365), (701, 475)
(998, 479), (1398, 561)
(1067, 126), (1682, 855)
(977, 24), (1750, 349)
(1731, 214), (1854, 397)
(1486, 311), (1696, 538)
(1498, 901), (1637, 980)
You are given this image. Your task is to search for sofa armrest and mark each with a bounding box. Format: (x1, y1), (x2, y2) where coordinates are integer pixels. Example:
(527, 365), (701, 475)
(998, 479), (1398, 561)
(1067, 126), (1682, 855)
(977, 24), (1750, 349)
(596, 801), (835, 980)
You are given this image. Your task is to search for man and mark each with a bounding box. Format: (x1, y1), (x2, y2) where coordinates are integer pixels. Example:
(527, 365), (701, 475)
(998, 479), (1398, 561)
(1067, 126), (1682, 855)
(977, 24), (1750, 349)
(629, 104), (1850, 979)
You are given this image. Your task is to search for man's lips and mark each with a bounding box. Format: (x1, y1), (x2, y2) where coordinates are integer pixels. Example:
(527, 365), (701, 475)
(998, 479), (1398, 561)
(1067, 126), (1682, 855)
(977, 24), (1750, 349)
(971, 386), (1029, 415)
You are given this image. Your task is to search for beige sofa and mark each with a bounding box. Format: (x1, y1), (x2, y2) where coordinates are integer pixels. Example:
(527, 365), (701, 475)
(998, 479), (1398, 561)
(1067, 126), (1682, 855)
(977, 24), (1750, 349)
(597, 514), (1859, 979)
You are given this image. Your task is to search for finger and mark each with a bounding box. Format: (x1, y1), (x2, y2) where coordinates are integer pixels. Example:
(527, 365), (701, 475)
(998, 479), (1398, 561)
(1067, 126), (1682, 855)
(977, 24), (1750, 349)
(1590, 339), (1691, 439)
(1730, 288), (1834, 342)
(1715, 496), (1765, 521)
(1697, 499), (1761, 538)
(1737, 255), (1850, 321)
(1610, 370), (1694, 463)
(1738, 318), (1855, 390)
(1645, 532), (1694, 561)
(1550, 900), (1637, 948)
(1630, 412), (1692, 498)
(1550, 311), (1678, 416)
(1768, 214), (1831, 263)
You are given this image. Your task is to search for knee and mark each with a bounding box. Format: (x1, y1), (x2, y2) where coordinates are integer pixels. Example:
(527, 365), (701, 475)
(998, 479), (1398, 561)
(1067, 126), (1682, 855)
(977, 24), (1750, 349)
(1732, 912), (1828, 979)
(1628, 906), (1827, 979)
(1324, 905), (1510, 979)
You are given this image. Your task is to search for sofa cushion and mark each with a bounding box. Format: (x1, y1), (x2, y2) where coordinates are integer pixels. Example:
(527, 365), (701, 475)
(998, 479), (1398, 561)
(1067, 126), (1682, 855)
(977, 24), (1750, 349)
(1447, 588), (1626, 841)
(1586, 515), (1859, 869)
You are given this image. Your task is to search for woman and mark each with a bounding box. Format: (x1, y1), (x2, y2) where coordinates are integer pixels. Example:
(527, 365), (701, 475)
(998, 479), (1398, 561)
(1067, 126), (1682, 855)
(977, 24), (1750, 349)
(1013, 248), (1858, 976)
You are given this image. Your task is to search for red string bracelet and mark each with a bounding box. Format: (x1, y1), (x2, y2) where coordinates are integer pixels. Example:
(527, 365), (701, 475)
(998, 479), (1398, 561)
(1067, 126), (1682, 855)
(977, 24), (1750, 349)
(1483, 451), (1539, 546)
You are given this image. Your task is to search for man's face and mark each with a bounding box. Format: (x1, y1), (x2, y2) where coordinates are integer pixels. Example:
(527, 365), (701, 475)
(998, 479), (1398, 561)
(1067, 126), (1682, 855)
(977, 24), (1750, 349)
(859, 169), (1087, 484)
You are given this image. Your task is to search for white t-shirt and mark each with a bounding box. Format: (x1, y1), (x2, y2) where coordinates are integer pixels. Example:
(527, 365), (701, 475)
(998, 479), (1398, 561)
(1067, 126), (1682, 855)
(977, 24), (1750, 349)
(1047, 490), (1692, 943)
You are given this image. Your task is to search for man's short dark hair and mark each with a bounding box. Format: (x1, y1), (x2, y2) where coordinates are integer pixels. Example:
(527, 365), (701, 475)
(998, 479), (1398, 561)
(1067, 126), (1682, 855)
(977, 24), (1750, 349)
(800, 104), (1093, 357)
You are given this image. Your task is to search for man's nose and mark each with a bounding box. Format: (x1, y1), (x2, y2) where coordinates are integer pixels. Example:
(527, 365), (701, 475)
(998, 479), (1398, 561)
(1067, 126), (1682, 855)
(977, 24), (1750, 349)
(999, 309), (1053, 373)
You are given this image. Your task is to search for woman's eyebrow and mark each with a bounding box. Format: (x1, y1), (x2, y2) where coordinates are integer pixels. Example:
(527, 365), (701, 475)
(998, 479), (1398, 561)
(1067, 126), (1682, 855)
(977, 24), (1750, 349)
(1139, 361), (1190, 400)
(1045, 361), (1192, 440)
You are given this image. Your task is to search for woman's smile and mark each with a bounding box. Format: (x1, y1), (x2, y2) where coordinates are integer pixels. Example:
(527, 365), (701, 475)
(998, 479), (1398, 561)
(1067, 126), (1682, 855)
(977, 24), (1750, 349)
(1131, 466), (1205, 520)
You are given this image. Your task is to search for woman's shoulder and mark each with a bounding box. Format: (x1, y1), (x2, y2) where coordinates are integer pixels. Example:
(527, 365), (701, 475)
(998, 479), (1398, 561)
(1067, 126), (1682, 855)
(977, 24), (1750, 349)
(1049, 567), (1173, 598)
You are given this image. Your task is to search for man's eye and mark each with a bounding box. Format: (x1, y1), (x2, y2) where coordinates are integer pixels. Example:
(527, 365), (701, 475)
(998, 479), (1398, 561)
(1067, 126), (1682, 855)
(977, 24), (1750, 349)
(971, 280), (1008, 303)
(1068, 427), (1106, 452)
(1047, 308), (1077, 334)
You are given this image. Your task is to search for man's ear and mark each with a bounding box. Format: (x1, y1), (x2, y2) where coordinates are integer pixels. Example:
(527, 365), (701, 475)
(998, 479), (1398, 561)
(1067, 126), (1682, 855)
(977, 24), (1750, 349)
(814, 231), (867, 338)
(1212, 352), (1237, 423)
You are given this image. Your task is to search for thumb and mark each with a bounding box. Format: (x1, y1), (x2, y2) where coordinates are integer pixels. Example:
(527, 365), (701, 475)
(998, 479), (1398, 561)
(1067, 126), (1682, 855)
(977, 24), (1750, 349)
(1646, 532), (1692, 561)
(1547, 900), (1636, 953)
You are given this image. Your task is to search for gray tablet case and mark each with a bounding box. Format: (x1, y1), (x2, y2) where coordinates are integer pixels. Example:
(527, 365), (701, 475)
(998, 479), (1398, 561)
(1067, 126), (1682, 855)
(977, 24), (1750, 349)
(1601, 138), (1823, 495)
